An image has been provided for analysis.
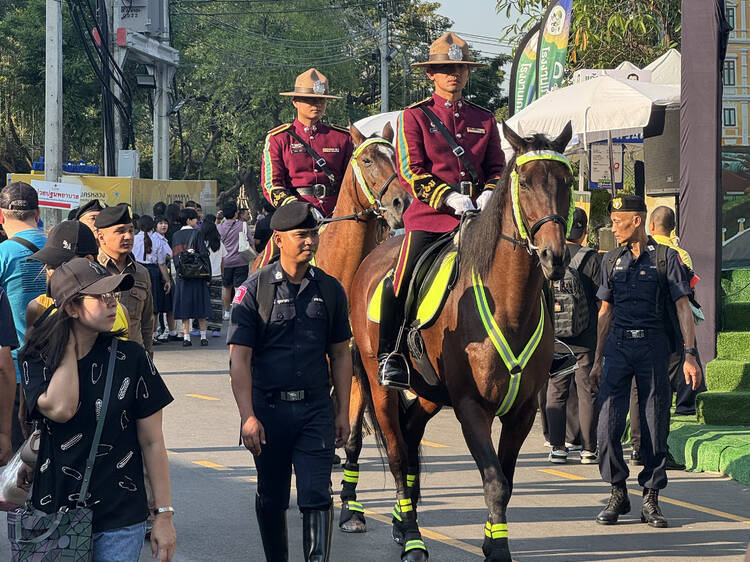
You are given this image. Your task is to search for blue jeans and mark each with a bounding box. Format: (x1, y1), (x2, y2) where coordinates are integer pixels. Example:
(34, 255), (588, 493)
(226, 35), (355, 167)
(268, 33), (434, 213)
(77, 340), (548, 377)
(92, 521), (146, 562)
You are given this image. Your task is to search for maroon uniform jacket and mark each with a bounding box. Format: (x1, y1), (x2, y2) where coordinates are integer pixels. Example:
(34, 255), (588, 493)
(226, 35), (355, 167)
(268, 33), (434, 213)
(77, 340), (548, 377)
(261, 119), (354, 217)
(396, 93), (505, 233)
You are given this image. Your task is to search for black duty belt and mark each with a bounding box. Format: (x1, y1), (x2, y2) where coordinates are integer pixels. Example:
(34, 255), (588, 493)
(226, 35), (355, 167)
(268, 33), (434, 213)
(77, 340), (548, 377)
(296, 185), (338, 198)
(279, 390), (306, 401)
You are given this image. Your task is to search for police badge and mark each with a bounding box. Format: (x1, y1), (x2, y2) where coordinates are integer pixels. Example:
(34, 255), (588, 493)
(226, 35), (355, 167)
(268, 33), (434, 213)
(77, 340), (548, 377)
(448, 44), (463, 61)
(312, 80), (326, 95)
(612, 198), (623, 210)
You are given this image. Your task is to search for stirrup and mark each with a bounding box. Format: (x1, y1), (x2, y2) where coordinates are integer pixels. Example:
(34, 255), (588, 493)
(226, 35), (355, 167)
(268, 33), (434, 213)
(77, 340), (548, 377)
(378, 352), (411, 390)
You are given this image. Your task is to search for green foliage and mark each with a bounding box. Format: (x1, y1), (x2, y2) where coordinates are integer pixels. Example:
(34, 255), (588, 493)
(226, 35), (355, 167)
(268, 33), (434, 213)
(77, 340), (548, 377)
(496, 0), (681, 70)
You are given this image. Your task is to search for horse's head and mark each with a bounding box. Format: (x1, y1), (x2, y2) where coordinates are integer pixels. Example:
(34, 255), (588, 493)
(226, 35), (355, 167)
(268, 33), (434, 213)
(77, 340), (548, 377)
(350, 123), (411, 229)
(502, 121), (574, 281)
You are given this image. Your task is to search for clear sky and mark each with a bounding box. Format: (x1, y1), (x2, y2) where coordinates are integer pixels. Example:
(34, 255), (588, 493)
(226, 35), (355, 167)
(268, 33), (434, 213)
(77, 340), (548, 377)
(436, 0), (516, 57)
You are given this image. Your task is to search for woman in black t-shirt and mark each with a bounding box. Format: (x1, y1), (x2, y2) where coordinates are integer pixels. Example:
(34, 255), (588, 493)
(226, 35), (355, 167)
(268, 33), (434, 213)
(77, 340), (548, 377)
(18, 258), (176, 562)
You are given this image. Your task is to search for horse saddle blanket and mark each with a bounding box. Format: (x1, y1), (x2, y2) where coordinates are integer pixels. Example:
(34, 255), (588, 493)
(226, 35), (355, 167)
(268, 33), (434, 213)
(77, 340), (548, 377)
(368, 233), (458, 330)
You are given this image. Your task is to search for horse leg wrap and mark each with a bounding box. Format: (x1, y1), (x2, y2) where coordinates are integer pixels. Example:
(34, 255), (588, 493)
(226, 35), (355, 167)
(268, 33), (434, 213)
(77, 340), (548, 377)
(401, 528), (429, 561)
(339, 464), (366, 532)
(482, 521), (511, 562)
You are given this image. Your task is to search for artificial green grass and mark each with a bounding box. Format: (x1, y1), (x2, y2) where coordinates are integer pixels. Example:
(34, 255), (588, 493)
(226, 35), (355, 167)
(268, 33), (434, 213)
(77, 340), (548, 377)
(722, 302), (750, 331)
(668, 418), (750, 485)
(705, 359), (750, 391)
(696, 391), (750, 425)
(721, 268), (750, 304)
(716, 331), (750, 360)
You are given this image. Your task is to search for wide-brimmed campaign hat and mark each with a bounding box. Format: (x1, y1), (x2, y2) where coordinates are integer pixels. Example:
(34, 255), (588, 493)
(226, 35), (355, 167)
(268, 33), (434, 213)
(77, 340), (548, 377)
(412, 32), (486, 68)
(279, 68), (341, 99)
(48, 257), (133, 306)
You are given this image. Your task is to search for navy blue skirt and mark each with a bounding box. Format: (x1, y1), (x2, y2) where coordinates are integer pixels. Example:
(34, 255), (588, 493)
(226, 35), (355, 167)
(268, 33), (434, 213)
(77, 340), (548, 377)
(142, 263), (172, 313)
(173, 277), (211, 319)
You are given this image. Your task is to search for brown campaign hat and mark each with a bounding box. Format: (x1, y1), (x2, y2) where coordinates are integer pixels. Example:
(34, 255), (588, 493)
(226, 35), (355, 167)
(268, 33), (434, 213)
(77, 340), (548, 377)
(412, 32), (486, 68)
(279, 68), (341, 99)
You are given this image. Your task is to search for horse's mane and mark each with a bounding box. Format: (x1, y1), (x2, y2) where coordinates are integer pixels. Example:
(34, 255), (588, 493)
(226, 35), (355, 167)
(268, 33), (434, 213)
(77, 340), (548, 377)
(461, 132), (560, 278)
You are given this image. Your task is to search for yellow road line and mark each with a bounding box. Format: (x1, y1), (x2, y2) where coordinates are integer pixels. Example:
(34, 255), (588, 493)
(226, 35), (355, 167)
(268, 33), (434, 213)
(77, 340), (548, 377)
(539, 468), (586, 480)
(420, 440), (448, 448)
(539, 468), (750, 525)
(186, 393), (220, 401)
(362, 508), (483, 557)
(193, 460), (230, 471)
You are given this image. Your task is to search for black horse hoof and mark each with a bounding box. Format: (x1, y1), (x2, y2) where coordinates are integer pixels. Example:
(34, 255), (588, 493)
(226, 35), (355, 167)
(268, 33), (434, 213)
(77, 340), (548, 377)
(401, 547), (429, 561)
(339, 512), (366, 533)
(482, 537), (511, 562)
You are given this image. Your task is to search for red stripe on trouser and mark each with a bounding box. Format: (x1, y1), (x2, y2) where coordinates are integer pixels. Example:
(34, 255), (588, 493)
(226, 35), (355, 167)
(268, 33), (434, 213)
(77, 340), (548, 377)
(393, 232), (412, 297)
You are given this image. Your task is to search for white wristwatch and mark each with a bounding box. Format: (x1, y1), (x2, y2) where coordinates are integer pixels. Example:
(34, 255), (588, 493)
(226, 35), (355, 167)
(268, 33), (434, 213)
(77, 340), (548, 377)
(153, 506), (175, 516)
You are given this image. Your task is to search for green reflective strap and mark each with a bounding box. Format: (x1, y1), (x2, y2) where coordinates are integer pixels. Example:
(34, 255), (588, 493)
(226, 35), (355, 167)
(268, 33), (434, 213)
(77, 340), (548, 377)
(484, 521), (509, 539)
(343, 469), (359, 483)
(392, 505), (402, 521)
(345, 500), (364, 513)
(404, 539), (427, 552)
(471, 268), (545, 417)
(351, 137), (393, 205)
(406, 474), (416, 487)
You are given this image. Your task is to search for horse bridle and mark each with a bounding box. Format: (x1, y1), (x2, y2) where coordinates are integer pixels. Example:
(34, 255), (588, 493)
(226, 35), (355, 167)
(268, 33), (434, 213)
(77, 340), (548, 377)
(321, 137), (398, 224)
(508, 150), (575, 253)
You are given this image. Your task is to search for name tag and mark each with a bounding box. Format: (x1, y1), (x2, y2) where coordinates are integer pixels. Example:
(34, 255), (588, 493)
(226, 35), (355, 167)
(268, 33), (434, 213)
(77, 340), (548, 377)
(467, 127), (486, 134)
(312, 296), (324, 303)
(291, 143), (303, 149)
(275, 298), (293, 304)
(322, 147), (339, 153)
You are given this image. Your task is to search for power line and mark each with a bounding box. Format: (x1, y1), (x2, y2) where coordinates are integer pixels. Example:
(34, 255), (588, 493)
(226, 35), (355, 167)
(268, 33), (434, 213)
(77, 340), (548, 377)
(170, 2), (379, 16)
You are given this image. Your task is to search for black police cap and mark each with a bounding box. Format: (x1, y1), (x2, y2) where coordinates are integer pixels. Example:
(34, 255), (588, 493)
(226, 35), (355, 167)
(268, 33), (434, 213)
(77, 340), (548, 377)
(567, 207), (588, 241)
(75, 199), (106, 219)
(270, 201), (320, 232)
(94, 203), (133, 229)
(607, 194), (647, 213)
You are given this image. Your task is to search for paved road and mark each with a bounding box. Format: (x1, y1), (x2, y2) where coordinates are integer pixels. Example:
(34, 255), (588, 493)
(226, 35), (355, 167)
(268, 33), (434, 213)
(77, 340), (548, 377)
(4, 333), (750, 561)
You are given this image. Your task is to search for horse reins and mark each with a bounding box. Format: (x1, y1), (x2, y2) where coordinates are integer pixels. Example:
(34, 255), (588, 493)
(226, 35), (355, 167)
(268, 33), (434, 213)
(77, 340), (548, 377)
(321, 137), (397, 224)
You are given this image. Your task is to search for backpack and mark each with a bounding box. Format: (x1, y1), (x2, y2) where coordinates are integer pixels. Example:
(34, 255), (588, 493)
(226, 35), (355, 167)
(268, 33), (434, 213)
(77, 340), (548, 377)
(551, 246), (594, 338)
(254, 264), (338, 348)
(604, 243), (700, 353)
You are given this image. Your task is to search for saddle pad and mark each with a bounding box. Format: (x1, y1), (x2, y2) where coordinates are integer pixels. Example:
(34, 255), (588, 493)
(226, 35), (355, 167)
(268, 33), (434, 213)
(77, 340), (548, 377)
(367, 250), (457, 329)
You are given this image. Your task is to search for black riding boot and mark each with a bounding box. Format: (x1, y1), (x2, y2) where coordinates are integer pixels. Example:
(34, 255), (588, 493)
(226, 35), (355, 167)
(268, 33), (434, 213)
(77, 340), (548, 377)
(641, 488), (668, 528)
(377, 278), (410, 389)
(303, 507), (333, 562)
(255, 494), (288, 562)
(596, 483), (630, 525)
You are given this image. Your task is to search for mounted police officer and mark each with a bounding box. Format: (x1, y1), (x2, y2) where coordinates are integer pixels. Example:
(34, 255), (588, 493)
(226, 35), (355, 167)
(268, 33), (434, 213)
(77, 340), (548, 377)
(377, 31), (506, 389)
(258, 68), (353, 266)
(228, 201), (353, 561)
(591, 195), (702, 528)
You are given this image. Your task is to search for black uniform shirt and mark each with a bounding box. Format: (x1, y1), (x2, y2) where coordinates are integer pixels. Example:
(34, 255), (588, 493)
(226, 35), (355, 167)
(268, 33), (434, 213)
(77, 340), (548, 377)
(597, 237), (691, 330)
(227, 261), (351, 391)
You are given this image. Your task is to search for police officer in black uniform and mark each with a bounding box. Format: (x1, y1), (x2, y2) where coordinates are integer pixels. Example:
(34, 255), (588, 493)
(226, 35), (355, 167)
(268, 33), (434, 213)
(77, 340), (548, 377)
(228, 201), (352, 562)
(590, 195), (702, 528)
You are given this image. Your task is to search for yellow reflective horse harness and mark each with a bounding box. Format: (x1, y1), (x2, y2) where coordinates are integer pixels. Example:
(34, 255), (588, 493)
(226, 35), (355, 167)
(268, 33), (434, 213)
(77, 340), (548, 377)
(472, 149), (573, 417)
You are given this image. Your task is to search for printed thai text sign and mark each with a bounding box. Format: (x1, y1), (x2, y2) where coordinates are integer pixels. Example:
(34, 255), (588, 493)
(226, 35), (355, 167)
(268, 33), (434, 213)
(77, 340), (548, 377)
(31, 180), (82, 210)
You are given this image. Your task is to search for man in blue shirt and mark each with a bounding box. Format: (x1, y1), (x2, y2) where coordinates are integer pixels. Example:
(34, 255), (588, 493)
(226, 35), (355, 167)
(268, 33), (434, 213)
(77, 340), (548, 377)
(0, 286), (19, 464)
(0, 182), (47, 450)
(590, 195), (701, 529)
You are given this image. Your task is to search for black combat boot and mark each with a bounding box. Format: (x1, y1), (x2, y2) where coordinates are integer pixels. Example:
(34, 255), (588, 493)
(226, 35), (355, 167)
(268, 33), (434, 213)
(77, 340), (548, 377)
(255, 494), (288, 562)
(302, 507), (333, 562)
(549, 353), (578, 378)
(641, 488), (668, 528)
(376, 278), (410, 390)
(596, 483), (631, 525)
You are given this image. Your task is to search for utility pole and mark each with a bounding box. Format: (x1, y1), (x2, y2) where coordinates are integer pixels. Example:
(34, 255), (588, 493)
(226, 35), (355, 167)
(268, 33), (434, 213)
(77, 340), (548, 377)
(45, 0), (63, 187)
(380, 2), (389, 113)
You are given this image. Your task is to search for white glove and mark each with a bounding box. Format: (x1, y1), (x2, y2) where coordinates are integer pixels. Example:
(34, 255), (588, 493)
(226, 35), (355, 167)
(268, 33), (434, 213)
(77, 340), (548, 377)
(444, 191), (476, 215)
(476, 190), (493, 211)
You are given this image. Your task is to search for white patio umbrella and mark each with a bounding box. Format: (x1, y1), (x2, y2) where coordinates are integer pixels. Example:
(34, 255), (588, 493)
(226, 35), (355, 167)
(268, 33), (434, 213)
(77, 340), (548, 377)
(502, 75), (680, 159)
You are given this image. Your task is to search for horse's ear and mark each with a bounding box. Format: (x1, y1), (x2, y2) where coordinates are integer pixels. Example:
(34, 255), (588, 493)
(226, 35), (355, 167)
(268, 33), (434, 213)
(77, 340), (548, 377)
(381, 122), (394, 143)
(502, 121), (526, 154)
(349, 123), (366, 147)
(553, 121), (573, 153)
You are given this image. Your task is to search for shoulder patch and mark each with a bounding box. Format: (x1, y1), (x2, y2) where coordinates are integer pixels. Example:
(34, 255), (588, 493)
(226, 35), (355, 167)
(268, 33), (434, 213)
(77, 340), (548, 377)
(463, 99), (492, 114)
(406, 96), (431, 109)
(329, 124), (350, 135)
(267, 123), (292, 136)
(232, 285), (248, 305)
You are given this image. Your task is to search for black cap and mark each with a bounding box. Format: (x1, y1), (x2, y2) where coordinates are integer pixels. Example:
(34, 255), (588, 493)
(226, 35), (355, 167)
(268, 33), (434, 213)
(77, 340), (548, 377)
(67, 208), (79, 220)
(47, 257), (134, 306)
(29, 220), (99, 268)
(94, 203), (133, 229)
(75, 199), (106, 219)
(567, 208), (588, 241)
(270, 201), (320, 232)
(0, 182), (38, 211)
(608, 195), (647, 213)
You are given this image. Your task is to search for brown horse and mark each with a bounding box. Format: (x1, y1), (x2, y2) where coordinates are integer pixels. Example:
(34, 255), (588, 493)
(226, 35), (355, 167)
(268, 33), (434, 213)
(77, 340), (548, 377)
(348, 122), (574, 561)
(251, 123), (413, 534)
